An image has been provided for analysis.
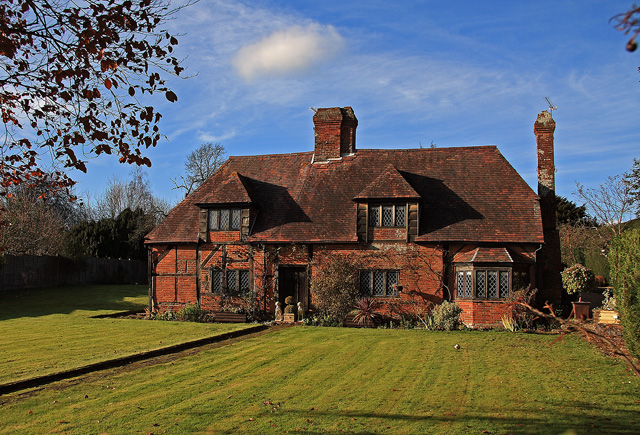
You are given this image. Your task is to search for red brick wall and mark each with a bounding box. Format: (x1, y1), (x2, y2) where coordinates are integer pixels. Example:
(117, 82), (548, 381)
(457, 299), (512, 328)
(311, 243), (445, 318)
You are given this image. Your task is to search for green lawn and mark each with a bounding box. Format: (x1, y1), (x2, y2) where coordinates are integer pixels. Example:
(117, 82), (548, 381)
(0, 285), (252, 384)
(1, 324), (639, 434)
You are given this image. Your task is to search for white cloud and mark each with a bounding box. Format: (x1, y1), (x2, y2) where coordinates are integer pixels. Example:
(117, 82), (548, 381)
(232, 23), (344, 80)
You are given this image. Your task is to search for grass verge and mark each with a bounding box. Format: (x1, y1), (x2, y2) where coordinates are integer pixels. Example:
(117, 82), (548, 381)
(1, 327), (639, 434)
(0, 285), (252, 384)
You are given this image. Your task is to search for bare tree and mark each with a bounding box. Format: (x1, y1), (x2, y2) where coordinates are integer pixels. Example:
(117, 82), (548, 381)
(172, 142), (227, 196)
(91, 167), (171, 223)
(0, 190), (65, 255)
(575, 175), (636, 239)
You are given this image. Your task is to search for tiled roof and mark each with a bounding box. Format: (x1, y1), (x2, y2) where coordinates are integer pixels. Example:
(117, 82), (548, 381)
(353, 164), (420, 200)
(196, 171), (253, 205)
(146, 146), (544, 244)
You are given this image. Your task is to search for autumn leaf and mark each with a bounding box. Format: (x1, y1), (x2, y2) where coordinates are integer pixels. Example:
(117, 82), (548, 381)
(105, 78), (112, 89)
(165, 90), (177, 102)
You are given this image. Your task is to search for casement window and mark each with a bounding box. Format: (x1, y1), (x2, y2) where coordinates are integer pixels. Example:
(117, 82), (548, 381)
(369, 204), (406, 228)
(208, 208), (242, 231)
(455, 268), (510, 300)
(360, 270), (400, 297)
(211, 269), (251, 295)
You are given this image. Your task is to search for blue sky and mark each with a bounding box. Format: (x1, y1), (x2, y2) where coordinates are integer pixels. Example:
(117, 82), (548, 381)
(75, 0), (640, 211)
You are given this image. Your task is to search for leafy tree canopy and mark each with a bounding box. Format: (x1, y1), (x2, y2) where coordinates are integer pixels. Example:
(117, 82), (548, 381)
(0, 0), (190, 198)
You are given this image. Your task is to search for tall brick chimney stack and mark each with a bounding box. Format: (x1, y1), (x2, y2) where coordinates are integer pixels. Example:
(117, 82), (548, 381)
(535, 110), (556, 201)
(313, 107), (357, 162)
(534, 110), (562, 305)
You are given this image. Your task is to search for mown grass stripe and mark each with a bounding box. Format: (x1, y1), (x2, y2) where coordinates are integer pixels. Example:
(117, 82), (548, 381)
(0, 325), (267, 395)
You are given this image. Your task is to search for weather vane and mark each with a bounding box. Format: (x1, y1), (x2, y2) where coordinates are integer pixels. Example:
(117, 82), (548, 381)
(544, 97), (557, 117)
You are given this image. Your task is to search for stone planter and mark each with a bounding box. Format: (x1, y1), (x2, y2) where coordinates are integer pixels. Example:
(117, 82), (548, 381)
(593, 309), (620, 324)
(571, 301), (591, 320)
(283, 313), (296, 323)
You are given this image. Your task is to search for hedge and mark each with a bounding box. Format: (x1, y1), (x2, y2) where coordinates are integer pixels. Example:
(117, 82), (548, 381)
(609, 228), (640, 360)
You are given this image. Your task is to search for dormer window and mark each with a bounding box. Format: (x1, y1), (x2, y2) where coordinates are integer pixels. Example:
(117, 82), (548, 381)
(369, 204), (406, 228)
(209, 208), (242, 231)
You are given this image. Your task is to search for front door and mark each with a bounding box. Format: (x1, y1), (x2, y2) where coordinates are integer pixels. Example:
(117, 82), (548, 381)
(278, 266), (309, 312)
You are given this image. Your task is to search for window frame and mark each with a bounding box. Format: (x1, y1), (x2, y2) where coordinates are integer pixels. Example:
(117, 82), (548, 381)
(360, 269), (400, 298)
(455, 266), (512, 300)
(211, 268), (251, 295)
(368, 203), (406, 228)
(208, 208), (242, 232)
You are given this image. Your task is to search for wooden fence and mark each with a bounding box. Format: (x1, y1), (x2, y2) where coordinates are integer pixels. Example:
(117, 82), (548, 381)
(0, 254), (147, 291)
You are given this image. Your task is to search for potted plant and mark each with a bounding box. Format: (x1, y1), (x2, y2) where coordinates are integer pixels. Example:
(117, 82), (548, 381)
(283, 296), (296, 323)
(593, 287), (619, 324)
(561, 263), (595, 320)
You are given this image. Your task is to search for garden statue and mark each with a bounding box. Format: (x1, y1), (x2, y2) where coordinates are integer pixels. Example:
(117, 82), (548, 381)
(297, 302), (303, 321)
(275, 301), (283, 322)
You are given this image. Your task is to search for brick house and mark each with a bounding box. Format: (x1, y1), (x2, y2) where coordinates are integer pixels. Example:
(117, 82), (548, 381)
(145, 107), (562, 327)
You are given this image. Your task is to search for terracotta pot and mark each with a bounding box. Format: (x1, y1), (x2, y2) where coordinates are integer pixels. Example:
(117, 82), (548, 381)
(571, 301), (591, 320)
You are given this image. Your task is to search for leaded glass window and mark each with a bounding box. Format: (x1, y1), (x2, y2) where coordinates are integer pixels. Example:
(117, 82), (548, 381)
(208, 209), (219, 231)
(456, 267), (510, 300)
(239, 270), (250, 292)
(456, 270), (473, 298)
(220, 209), (230, 230)
(211, 269), (223, 293)
(487, 271), (498, 298)
(395, 205), (406, 227)
(382, 205), (394, 227)
(360, 271), (371, 295)
(463, 271), (472, 298)
(368, 204), (407, 227)
(231, 209), (241, 230)
(211, 269), (250, 295)
(373, 270), (385, 296)
(387, 271), (398, 296)
(456, 271), (465, 298)
(369, 206), (380, 227)
(476, 270), (487, 298)
(499, 271), (510, 298)
(360, 270), (400, 297)
(208, 208), (244, 232)
(227, 270), (237, 293)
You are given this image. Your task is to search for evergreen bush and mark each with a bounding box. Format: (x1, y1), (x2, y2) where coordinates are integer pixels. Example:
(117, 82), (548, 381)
(609, 228), (640, 359)
(429, 301), (463, 331)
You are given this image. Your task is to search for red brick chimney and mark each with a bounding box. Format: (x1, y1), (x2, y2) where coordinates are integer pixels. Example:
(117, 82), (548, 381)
(534, 110), (556, 201)
(534, 110), (562, 305)
(313, 107), (357, 162)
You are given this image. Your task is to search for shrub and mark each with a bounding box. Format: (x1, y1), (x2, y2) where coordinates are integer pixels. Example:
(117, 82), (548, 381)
(429, 301), (462, 331)
(561, 264), (595, 295)
(353, 297), (382, 327)
(310, 253), (360, 324)
(176, 304), (206, 322)
(609, 229), (640, 359)
(284, 296), (294, 306)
